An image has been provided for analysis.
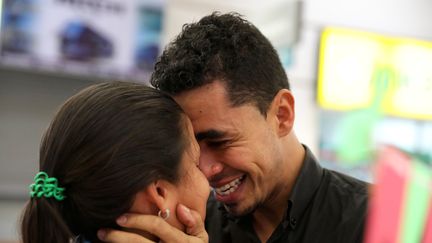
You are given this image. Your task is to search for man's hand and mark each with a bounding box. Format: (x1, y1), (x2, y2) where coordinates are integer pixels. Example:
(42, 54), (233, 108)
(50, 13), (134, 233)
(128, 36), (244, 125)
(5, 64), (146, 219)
(97, 204), (208, 243)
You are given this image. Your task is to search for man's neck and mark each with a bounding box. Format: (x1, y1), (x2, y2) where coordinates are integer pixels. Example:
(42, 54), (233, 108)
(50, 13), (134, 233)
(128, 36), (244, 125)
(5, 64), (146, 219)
(252, 200), (289, 242)
(252, 139), (305, 242)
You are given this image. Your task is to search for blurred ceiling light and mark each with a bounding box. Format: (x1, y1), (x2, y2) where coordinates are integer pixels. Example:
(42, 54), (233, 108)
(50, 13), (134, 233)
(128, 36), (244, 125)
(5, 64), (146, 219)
(162, 0), (301, 50)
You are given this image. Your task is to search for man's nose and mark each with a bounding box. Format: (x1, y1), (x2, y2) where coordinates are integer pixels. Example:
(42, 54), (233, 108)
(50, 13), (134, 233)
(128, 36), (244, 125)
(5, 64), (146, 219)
(198, 151), (224, 180)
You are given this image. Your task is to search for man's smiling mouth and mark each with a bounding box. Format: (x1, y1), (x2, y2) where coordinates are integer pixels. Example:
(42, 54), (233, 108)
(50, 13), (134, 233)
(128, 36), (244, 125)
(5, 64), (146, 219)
(214, 175), (246, 196)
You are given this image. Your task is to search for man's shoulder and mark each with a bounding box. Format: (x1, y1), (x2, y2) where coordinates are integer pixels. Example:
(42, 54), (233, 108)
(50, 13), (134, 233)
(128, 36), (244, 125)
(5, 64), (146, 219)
(320, 169), (369, 223)
(322, 168), (370, 197)
(314, 168), (370, 224)
(304, 169), (369, 242)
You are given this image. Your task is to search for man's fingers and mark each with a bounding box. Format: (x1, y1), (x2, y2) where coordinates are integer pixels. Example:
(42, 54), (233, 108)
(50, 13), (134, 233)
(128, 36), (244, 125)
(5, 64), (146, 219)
(176, 204), (209, 242)
(98, 229), (155, 243)
(103, 210), (208, 243)
(116, 214), (185, 243)
(176, 204), (195, 227)
(187, 210), (208, 241)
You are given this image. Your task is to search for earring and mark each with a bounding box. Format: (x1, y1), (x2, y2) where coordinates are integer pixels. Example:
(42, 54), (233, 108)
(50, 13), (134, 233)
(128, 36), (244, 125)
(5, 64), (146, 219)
(158, 208), (170, 220)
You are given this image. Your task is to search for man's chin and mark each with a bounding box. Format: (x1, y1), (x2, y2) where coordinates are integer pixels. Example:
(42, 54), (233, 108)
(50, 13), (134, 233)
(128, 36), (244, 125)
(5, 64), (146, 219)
(223, 202), (256, 216)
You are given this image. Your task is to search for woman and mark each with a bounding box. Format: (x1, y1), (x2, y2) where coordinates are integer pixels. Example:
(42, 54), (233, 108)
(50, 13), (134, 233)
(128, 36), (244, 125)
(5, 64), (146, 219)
(20, 81), (210, 242)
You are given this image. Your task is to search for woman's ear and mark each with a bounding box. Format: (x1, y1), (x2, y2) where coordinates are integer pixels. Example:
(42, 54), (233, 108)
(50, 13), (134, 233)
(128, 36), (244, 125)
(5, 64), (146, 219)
(125, 181), (179, 241)
(129, 180), (178, 216)
(267, 89), (295, 137)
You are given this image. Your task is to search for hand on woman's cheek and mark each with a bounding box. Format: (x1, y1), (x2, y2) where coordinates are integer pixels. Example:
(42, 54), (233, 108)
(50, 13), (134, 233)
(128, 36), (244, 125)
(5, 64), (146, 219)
(122, 227), (158, 242)
(97, 204), (208, 243)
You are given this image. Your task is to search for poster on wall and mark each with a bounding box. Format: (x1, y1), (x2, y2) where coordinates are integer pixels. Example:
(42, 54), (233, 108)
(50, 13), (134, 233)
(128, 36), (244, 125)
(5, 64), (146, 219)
(0, 0), (164, 81)
(317, 27), (432, 181)
(317, 27), (432, 120)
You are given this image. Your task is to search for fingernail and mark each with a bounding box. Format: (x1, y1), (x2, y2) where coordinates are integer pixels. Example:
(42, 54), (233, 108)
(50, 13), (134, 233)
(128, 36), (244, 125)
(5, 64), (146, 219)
(117, 215), (127, 225)
(180, 204), (191, 213)
(180, 204), (194, 222)
(97, 229), (106, 240)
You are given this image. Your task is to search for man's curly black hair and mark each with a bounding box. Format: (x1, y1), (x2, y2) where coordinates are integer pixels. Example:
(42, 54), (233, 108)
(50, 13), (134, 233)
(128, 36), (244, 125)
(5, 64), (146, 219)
(150, 12), (290, 115)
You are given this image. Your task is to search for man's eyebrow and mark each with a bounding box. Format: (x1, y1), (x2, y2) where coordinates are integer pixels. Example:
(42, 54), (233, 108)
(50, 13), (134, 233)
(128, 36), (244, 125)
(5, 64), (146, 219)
(195, 129), (226, 141)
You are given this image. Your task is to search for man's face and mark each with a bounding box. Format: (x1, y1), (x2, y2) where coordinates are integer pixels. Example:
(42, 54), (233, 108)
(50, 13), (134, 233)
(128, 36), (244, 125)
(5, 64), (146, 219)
(174, 81), (285, 216)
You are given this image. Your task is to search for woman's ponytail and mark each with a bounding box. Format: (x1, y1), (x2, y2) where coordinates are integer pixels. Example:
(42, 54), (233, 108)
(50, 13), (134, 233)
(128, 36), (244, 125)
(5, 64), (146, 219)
(21, 198), (73, 243)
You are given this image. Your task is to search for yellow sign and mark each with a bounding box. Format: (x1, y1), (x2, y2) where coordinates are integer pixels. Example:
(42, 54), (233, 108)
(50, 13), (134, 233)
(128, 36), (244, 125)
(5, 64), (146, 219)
(317, 28), (432, 120)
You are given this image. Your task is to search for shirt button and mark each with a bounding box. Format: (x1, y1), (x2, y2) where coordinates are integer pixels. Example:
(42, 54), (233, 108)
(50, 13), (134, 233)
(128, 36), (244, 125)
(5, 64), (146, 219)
(290, 218), (297, 227)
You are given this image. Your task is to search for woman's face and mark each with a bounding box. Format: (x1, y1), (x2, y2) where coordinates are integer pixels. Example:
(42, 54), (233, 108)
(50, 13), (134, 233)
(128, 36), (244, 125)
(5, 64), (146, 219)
(174, 117), (210, 221)
(128, 117), (209, 237)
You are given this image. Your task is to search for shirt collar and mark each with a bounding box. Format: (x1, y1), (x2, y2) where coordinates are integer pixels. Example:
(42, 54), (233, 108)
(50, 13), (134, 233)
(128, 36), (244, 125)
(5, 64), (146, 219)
(286, 145), (323, 225)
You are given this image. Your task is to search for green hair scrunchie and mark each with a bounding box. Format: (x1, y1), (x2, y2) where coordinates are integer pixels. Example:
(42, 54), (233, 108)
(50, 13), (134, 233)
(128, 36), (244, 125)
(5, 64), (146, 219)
(29, 172), (65, 201)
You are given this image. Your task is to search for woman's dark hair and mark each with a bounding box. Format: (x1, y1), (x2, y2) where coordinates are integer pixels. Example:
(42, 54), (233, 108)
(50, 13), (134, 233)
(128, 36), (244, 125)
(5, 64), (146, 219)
(21, 81), (188, 242)
(150, 12), (290, 115)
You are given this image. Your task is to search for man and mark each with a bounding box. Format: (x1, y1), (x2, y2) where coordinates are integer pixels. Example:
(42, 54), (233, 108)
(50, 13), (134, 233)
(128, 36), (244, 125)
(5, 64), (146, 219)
(99, 12), (368, 243)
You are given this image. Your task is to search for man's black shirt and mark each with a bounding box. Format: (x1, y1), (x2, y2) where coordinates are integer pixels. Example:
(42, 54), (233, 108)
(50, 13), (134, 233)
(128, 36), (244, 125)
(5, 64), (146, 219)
(205, 146), (369, 243)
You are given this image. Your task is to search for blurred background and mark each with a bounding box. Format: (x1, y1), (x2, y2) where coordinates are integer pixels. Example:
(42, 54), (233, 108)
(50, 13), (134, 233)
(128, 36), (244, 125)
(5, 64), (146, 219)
(0, 0), (431, 241)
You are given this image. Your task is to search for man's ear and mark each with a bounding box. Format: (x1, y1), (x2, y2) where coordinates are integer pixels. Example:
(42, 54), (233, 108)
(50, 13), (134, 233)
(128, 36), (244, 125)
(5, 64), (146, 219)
(129, 180), (175, 215)
(267, 89), (295, 137)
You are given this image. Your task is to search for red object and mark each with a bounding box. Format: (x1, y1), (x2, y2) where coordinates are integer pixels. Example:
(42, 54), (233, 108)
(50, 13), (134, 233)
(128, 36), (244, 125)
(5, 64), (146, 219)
(364, 147), (412, 243)
(423, 201), (432, 243)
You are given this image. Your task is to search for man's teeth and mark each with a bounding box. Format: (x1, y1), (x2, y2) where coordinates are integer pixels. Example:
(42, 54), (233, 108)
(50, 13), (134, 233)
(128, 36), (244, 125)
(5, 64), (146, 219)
(215, 176), (244, 196)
